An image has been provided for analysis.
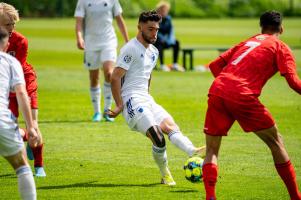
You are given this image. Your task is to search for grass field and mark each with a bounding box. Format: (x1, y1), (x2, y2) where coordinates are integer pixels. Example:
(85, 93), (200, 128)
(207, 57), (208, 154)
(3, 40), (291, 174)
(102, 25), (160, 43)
(0, 18), (300, 200)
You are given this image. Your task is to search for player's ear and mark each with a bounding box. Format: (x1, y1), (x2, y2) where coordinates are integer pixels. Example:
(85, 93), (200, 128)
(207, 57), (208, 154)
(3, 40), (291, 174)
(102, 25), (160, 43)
(137, 24), (142, 32)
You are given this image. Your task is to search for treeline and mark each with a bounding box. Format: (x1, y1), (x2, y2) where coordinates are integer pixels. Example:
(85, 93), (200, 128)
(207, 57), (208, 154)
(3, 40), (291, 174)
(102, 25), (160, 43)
(3, 0), (301, 17)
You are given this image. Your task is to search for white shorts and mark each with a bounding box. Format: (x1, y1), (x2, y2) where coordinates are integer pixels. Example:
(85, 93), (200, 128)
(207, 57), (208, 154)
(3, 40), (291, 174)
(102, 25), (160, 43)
(122, 97), (172, 134)
(84, 47), (117, 70)
(0, 127), (24, 157)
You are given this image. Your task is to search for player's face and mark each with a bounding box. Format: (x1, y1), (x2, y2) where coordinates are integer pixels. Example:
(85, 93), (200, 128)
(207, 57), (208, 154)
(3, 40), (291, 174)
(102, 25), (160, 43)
(0, 17), (15, 36)
(140, 21), (159, 44)
(158, 6), (170, 18)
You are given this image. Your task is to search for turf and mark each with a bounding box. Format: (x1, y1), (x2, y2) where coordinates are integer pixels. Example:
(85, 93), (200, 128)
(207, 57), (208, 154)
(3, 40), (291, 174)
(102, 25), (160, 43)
(0, 18), (300, 200)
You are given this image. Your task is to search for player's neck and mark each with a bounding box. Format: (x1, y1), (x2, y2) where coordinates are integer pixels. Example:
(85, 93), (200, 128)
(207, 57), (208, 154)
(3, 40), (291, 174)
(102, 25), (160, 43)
(136, 35), (150, 48)
(261, 31), (280, 37)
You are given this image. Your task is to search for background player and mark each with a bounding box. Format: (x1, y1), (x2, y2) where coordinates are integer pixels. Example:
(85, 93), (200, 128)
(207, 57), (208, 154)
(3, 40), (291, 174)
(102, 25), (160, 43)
(0, 2), (46, 177)
(0, 27), (38, 200)
(108, 11), (205, 186)
(75, 0), (129, 122)
(202, 11), (301, 200)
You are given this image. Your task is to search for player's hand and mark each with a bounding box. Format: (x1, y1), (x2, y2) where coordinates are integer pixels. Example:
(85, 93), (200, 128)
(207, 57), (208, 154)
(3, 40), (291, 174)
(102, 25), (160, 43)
(27, 127), (39, 148)
(77, 38), (85, 50)
(107, 105), (123, 118)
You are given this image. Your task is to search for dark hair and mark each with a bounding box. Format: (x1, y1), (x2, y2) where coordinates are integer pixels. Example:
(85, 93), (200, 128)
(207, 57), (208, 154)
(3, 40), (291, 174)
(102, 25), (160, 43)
(138, 10), (162, 23)
(0, 27), (8, 41)
(260, 11), (282, 32)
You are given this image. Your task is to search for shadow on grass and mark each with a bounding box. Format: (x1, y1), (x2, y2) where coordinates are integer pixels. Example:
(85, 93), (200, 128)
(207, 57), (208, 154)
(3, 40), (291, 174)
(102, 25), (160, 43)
(0, 173), (15, 179)
(37, 119), (92, 124)
(170, 189), (198, 193)
(38, 181), (161, 190)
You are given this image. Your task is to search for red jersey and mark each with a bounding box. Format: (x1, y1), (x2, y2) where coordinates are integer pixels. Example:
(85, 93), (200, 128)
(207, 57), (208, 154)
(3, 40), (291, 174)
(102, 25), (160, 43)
(209, 34), (297, 103)
(7, 31), (35, 75)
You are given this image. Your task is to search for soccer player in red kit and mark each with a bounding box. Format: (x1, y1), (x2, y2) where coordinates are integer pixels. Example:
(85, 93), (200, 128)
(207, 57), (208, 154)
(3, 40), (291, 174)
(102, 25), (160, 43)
(0, 3), (46, 177)
(202, 11), (301, 200)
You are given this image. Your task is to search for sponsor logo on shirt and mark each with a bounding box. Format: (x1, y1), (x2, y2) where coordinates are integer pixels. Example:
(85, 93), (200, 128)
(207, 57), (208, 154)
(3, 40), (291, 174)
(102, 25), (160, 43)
(151, 53), (155, 62)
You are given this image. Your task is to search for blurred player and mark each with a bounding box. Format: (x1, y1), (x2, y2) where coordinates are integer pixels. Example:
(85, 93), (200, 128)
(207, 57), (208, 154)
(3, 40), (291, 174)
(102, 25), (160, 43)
(202, 11), (301, 200)
(108, 11), (205, 186)
(0, 3), (46, 177)
(75, 0), (129, 122)
(0, 27), (38, 200)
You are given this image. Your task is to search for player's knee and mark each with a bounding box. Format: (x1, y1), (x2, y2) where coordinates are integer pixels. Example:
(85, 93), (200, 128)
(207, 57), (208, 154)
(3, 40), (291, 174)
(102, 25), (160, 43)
(147, 126), (166, 148)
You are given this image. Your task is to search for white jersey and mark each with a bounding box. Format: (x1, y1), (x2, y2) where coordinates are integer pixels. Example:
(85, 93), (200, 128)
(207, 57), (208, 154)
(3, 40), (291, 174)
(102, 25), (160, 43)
(0, 52), (25, 129)
(117, 38), (159, 103)
(74, 0), (122, 51)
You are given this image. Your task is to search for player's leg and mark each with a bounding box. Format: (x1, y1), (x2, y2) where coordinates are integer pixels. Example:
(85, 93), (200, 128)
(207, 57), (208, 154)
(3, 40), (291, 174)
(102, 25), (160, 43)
(145, 125), (176, 186)
(171, 40), (182, 71)
(31, 109), (46, 177)
(255, 126), (301, 200)
(5, 150), (37, 200)
(202, 134), (222, 200)
(152, 102), (205, 157)
(102, 60), (115, 122)
(85, 50), (102, 122)
(1, 127), (36, 200)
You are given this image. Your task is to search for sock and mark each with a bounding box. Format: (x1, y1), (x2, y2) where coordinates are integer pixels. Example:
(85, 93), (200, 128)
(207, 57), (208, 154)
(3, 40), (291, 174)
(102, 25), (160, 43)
(21, 128), (28, 142)
(203, 163), (218, 200)
(32, 144), (44, 167)
(103, 81), (113, 112)
(16, 165), (37, 200)
(168, 130), (195, 156)
(275, 160), (301, 200)
(90, 86), (101, 114)
(152, 145), (168, 176)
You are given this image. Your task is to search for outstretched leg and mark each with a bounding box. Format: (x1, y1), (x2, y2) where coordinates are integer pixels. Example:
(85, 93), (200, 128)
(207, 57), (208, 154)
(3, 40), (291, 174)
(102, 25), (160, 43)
(255, 126), (301, 200)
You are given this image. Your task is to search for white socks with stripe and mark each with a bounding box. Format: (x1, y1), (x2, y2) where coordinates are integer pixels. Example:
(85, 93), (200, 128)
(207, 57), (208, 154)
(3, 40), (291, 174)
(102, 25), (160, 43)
(152, 145), (168, 176)
(103, 81), (113, 112)
(168, 130), (195, 156)
(16, 165), (36, 200)
(90, 86), (101, 114)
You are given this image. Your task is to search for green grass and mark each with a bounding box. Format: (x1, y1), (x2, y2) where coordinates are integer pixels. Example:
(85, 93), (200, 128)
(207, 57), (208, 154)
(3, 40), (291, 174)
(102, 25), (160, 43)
(0, 18), (300, 200)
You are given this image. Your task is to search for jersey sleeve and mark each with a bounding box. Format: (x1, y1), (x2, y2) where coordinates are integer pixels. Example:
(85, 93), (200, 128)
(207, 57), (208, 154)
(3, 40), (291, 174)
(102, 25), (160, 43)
(276, 43), (297, 76)
(219, 46), (236, 64)
(10, 57), (25, 91)
(15, 37), (28, 66)
(209, 56), (227, 77)
(74, 0), (85, 18)
(117, 46), (135, 70)
(113, 0), (122, 17)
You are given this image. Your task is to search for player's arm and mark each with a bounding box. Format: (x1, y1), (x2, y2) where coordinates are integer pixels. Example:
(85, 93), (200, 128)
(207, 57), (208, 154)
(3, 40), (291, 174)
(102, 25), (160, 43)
(115, 15), (129, 43)
(107, 67), (127, 118)
(14, 38), (28, 66)
(75, 17), (85, 50)
(208, 56), (227, 77)
(15, 84), (39, 147)
(284, 73), (301, 94)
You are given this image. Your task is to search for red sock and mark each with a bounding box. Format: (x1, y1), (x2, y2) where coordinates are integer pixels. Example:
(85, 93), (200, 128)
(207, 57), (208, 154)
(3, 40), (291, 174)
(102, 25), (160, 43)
(202, 163), (218, 200)
(32, 144), (44, 167)
(21, 128), (28, 141)
(275, 160), (301, 200)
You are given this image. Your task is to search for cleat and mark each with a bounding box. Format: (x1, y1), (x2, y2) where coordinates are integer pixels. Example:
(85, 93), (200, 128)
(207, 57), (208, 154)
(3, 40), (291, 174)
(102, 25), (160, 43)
(161, 168), (176, 186)
(26, 143), (34, 160)
(193, 145), (206, 158)
(92, 112), (102, 122)
(172, 63), (185, 72)
(35, 167), (46, 177)
(103, 111), (114, 122)
(161, 64), (170, 72)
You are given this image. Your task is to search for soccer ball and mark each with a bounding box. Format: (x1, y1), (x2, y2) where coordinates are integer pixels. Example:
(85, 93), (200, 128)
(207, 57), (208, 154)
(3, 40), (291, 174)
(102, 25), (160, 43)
(183, 157), (204, 183)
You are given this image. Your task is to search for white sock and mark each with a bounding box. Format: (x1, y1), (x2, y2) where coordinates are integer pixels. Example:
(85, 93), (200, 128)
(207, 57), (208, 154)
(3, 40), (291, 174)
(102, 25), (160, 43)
(16, 165), (36, 200)
(103, 81), (113, 112)
(168, 130), (195, 156)
(90, 86), (101, 114)
(152, 145), (168, 176)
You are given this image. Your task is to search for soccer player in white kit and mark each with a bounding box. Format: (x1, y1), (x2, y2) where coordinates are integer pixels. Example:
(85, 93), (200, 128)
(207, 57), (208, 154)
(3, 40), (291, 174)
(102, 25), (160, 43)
(0, 27), (39, 200)
(108, 11), (205, 186)
(75, 0), (129, 122)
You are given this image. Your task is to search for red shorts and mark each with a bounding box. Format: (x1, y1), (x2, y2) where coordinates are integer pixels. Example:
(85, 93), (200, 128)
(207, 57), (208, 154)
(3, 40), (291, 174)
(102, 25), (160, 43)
(9, 72), (38, 118)
(203, 95), (275, 136)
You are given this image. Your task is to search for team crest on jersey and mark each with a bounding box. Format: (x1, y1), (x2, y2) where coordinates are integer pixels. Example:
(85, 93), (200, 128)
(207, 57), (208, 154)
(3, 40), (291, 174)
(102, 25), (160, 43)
(255, 35), (267, 41)
(8, 51), (16, 57)
(151, 53), (155, 62)
(104, 2), (108, 7)
(123, 55), (132, 63)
